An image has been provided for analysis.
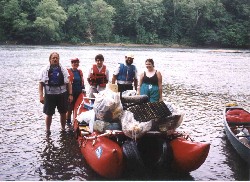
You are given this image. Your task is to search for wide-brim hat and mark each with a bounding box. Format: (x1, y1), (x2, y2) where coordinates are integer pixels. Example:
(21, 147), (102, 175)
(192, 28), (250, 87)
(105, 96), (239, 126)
(126, 53), (134, 58)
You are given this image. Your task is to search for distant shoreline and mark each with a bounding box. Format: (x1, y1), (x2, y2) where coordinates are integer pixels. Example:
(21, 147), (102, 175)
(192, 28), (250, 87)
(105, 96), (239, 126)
(1, 41), (248, 49)
(59, 42), (191, 48)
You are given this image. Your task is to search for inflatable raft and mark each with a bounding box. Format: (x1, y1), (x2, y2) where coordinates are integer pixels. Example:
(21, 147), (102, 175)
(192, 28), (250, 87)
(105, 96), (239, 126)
(73, 92), (210, 179)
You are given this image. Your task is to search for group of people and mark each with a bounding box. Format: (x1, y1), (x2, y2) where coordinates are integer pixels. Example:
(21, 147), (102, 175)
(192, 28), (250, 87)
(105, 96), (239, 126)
(39, 52), (162, 133)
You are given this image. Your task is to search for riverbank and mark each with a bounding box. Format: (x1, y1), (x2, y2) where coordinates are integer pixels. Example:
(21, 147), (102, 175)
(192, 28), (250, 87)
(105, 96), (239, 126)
(58, 42), (192, 48)
(2, 41), (249, 50)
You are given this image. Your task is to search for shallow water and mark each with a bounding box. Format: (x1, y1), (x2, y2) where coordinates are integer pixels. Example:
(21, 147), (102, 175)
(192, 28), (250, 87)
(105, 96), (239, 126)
(0, 45), (249, 180)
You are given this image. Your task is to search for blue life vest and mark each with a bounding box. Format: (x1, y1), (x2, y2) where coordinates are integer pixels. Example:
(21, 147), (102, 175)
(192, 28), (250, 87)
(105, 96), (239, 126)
(48, 66), (64, 86)
(71, 68), (82, 93)
(117, 63), (135, 82)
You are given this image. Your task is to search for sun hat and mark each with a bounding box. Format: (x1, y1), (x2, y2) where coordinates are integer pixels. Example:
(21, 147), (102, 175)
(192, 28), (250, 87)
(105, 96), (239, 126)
(126, 53), (134, 59)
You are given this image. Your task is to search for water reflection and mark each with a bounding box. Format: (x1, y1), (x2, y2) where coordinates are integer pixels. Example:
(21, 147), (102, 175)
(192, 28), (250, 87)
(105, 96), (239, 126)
(38, 130), (88, 180)
(222, 135), (249, 180)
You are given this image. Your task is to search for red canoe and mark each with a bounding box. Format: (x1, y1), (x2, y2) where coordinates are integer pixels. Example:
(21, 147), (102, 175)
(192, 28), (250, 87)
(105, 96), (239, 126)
(73, 92), (210, 179)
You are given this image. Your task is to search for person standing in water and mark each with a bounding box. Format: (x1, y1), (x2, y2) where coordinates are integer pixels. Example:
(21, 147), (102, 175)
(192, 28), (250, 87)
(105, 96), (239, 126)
(66, 58), (85, 124)
(87, 54), (109, 99)
(112, 53), (138, 93)
(39, 52), (73, 133)
(137, 58), (162, 102)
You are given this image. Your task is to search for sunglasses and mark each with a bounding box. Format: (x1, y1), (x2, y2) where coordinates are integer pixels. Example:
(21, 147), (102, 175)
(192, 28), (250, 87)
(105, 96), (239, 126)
(71, 61), (79, 64)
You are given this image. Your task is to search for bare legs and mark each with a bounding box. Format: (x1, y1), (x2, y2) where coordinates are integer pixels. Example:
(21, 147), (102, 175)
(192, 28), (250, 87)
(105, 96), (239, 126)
(60, 113), (66, 130)
(66, 110), (72, 123)
(45, 113), (66, 133)
(45, 115), (52, 133)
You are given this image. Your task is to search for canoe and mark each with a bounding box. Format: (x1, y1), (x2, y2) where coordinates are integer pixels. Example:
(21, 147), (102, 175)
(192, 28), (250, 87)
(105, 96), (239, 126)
(223, 105), (250, 166)
(73, 92), (210, 179)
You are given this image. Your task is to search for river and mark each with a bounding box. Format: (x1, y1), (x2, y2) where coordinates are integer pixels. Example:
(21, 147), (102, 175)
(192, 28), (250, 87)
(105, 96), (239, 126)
(0, 45), (249, 180)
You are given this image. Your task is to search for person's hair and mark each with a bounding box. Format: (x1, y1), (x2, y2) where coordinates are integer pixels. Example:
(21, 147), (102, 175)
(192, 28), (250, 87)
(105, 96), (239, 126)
(49, 52), (59, 61)
(95, 54), (104, 61)
(145, 58), (154, 67)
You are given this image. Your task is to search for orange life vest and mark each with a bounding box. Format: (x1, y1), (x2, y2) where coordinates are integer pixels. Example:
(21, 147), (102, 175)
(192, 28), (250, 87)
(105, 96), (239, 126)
(68, 68), (84, 87)
(89, 65), (107, 87)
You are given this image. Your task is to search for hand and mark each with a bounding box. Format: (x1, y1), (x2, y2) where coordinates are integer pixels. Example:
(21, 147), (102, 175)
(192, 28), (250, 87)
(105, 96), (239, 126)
(40, 95), (44, 104)
(68, 95), (73, 103)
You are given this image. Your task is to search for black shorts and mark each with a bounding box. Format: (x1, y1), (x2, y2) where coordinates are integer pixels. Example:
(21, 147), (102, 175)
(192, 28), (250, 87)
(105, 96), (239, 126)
(68, 91), (81, 111)
(43, 92), (68, 115)
(117, 84), (133, 93)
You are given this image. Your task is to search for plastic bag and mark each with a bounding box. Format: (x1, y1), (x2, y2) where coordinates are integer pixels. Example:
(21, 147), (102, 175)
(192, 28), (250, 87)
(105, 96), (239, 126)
(121, 110), (152, 140)
(93, 89), (123, 121)
(122, 90), (137, 97)
(76, 109), (95, 124)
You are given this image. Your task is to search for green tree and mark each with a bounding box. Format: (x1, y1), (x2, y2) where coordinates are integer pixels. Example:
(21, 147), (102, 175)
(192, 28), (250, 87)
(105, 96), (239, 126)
(88, 0), (116, 42)
(1, 0), (21, 40)
(137, 0), (165, 44)
(34, 0), (67, 43)
(65, 3), (89, 43)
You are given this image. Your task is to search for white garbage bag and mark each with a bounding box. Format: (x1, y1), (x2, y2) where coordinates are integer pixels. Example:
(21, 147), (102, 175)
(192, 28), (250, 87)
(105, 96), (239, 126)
(121, 110), (152, 140)
(76, 109), (95, 124)
(93, 89), (123, 121)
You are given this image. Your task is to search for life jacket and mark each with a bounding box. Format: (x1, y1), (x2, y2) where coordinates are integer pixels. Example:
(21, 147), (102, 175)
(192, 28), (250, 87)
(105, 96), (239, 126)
(68, 68), (84, 87)
(117, 63), (135, 82)
(47, 66), (64, 86)
(89, 65), (107, 87)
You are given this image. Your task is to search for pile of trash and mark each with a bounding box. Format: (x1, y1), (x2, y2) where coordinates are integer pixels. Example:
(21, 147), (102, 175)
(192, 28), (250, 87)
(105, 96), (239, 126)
(76, 88), (183, 139)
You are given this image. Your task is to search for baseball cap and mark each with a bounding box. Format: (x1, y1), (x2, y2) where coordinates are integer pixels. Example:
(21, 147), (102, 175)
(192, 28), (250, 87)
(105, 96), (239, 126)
(71, 58), (79, 62)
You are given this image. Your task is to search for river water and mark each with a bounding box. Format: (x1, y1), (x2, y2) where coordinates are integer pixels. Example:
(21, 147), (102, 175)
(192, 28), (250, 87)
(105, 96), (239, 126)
(0, 45), (249, 181)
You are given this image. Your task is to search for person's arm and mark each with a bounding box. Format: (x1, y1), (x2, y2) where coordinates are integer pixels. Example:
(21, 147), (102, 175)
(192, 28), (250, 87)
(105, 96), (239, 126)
(157, 71), (163, 101)
(87, 68), (92, 85)
(134, 78), (138, 91)
(106, 69), (109, 83)
(112, 74), (117, 84)
(112, 64), (120, 84)
(137, 72), (143, 95)
(134, 66), (138, 91)
(39, 82), (44, 104)
(67, 78), (73, 103)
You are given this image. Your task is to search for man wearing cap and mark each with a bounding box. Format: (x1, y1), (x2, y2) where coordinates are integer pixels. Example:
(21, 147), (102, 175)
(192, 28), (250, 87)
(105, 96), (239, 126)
(112, 53), (138, 93)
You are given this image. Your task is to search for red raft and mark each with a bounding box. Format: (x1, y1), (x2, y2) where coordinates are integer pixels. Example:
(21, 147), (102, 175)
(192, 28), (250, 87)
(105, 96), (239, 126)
(73, 93), (210, 179)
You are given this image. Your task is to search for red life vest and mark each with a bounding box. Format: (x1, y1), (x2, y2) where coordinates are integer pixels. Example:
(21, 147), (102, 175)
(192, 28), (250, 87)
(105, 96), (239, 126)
(89, 65), (107, 87)
(68, 68), (84, 87)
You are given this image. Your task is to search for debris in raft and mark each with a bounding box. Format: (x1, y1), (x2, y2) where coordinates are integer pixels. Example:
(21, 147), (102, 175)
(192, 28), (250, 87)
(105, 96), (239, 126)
(127, 101), (173, 122)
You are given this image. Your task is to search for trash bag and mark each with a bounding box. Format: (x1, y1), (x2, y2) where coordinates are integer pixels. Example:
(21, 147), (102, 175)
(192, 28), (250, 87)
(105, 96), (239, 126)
(93, 89), (123, 122)
(93, 120), (122, 133)
(121, 110), (152, 140)
(76, 109), (95, 124)
(122, 90), (137, 97)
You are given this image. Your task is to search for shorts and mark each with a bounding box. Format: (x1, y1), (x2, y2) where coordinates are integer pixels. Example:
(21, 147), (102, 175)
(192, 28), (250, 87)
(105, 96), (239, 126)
(117, 84), (133, 93)
(43, 92), (68, 115)
(140, 83), (159, 102)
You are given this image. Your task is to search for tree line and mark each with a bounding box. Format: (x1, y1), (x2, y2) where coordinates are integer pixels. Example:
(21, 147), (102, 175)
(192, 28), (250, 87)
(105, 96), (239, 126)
(0, 0), (249, 48)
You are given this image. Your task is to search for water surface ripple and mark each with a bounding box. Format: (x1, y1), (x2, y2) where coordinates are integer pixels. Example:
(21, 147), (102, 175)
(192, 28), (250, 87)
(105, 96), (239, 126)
(0, 45), (249, 180)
